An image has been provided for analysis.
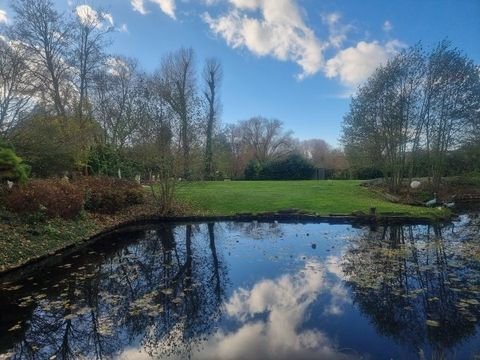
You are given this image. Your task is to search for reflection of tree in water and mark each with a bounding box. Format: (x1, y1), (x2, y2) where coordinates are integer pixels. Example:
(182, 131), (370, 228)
(0, 223), (228, 359)
(225, 221), (284, 240)
(342, 223), (480, 358)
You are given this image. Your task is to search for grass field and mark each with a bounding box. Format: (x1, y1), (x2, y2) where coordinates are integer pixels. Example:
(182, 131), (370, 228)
(175, 180), (448, 218)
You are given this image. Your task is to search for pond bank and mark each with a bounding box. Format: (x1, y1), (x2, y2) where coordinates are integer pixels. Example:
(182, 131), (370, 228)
(0, 206), (453, 280)
(1, 180), (459, 277)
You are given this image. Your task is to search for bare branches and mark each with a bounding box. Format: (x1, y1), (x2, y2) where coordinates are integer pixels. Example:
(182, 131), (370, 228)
(157, 48), (198, 179)
(203, 58), (222, 179)
(343, 41), (480, 192)
(0, 38), (32, 136)
(9, 0), (73, 117)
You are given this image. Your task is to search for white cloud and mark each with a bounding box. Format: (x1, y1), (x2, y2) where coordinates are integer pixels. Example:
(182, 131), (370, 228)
(131, 0), (148, 15)
(130, 0), (176, 19)
(105, 57), (130, 76)
(75, 5), (114, 29)
(118, 23), (129, 33)
(117, 260), (355, 360)
(383, 20), (393, 32)
(203, 0), (324, 80)
(202, 1), (406, 88)
(324, 40), (404, 88)
(321, 12), (352, 48)
(103, 12), (114, 26)
(0, 9), (8, 24)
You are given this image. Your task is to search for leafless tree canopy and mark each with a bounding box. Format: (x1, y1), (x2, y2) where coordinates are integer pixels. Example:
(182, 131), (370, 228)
(0, 38), (32, 135)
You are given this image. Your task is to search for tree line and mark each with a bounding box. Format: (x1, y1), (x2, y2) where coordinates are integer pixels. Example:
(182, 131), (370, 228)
(0, 0), (347, 182)
(342, 41), (480, 192)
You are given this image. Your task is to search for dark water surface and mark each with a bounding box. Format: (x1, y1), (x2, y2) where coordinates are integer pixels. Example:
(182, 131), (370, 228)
(1, 216), (480, 359)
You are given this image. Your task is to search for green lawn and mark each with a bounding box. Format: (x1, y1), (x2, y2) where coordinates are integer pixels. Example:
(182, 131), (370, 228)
(175, 180), (448, 219)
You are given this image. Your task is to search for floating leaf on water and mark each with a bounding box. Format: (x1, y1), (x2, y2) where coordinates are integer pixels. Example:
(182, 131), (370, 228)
(63, 314), (77, 321)
(426, 320), (440, 327)
(8, 323), (22, 332)
(4, 285), (23, 291)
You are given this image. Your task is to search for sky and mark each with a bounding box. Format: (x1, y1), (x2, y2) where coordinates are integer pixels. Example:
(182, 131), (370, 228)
(0, 0), (479, 146)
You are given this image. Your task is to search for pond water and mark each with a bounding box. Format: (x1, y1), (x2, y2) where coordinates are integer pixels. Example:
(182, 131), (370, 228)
(1, 216), (480, 359)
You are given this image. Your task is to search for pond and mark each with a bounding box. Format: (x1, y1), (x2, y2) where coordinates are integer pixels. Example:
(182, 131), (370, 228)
(1, 216), (480, 359)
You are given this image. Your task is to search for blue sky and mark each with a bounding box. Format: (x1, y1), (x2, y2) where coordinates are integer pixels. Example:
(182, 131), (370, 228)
(0, 0), (479, 146)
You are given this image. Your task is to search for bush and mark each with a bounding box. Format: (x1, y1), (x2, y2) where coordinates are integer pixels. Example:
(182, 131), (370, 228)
(5, 179), (84, 219)
(244, 160), (263, 180)
(75, 177), (144, 214)
(262, 154), (315, 180)
(245, 154), (315, 180)
(0, 143), (29, 183)
(11, 115), (101, 177)
(354, 167), (384, 180)
(87, 144), (144, 179)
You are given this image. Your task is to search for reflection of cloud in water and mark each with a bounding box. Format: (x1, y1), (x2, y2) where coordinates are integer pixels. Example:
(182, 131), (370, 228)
(118, 259), (355, 360)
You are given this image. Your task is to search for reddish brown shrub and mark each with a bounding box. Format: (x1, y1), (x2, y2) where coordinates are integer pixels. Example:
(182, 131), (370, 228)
(5, 179), (84, 219)
(74, 177), (144, 214)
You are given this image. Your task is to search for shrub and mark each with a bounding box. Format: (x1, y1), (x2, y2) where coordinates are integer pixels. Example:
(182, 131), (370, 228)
(354, 167), (384, 180)
(11, 115), (101, 177)
(75, 177), (144, 214)
(244, 160), (263, 180)
(0, 143), (29, 183)
(5, 179), (84, 219)
(245, 154), (315, 180)
(262, 154), (315, 180)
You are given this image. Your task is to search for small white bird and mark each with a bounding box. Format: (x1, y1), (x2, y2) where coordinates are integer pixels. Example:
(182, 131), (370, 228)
(425, 193), (437, 207)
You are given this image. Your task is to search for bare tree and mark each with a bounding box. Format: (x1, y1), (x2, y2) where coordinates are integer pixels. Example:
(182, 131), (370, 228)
(423, 41), (480, 191)
(0, 38), (32, 137)
(343, 46), (428, 192)
(92, 56), (141, 148)
(72, 4), (113, 123)
(157, 48), (198, 179)
(10, 0), (73, 117)
(202, 58), (222, 180)
(300, 139), (349, 171)
(239, 117), (294, 162)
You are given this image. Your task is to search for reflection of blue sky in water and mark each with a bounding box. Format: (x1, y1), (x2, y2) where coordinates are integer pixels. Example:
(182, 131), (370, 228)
(118, 257), (357, 360)
(2, 220), (480, 359)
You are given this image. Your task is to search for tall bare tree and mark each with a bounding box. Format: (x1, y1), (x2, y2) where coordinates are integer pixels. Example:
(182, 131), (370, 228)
(10, 0), (72, 117)
(202, 58), (222, 180)
(72, 5), (113, 123)
(158, 48), (198, 179)
(0, 38), (32, 137)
